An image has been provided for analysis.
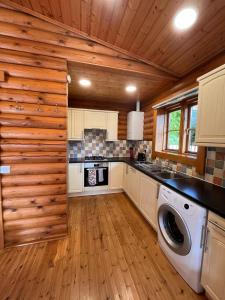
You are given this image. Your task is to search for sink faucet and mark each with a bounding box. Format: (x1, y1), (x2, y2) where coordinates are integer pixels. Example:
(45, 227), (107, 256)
(164, 159), (173, 171)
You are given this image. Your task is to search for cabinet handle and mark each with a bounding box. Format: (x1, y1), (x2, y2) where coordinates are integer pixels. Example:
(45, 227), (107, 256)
(204, 228), (210, 252)
(80, 164), (82, 173)
(200, 225), (205, 249)
(126, 165), (128, 174)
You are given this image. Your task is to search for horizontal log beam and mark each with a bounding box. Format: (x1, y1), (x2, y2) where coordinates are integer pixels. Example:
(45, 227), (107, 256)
(8, 163), (66, 175)
(2, 174), (66, 187)
(0, 139), (66, 152)
(3, 194), (67, 209)
(4, 224), (67, 242)
(3, 203), (67, 220)
(0, 88), (67, 106)
(2, 184), (66, 198)
(4, 214), (67, 231)
(0, 76), (67, 94)
(0, 62), (67, 82)
(0, 113), (66, 130)
(0, 101), (67, 118)
(0, 48), (67, 70)
(1, 127), (66, 140)
(0, 35), (176, 80)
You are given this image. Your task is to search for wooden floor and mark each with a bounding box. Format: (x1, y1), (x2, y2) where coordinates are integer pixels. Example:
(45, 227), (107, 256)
(0, 193), (207, 300)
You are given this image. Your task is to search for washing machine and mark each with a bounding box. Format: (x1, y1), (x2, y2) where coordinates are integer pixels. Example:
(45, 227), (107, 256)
(157, 185), (207, 293)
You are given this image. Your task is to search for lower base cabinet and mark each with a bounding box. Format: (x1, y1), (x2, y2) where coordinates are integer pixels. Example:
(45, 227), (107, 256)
(68, 163), (84, 193)
(109, 162), (124, 190)
(139, 173), (159, 231)
(201, 212), (225, 300)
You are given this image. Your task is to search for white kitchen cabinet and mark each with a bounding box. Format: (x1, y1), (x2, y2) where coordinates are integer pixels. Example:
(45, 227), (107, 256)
(106, 112), (118, 141)
(109, 162), (124, 190)
(196, 64), (225, 147)
(84, 110), (107, 129)
(201, 212), (225, 300)
(139, 173), (159, 231)
(68, 163), (84, 194)
(68, 108), (84, 140)
(126, 166), (140, 207)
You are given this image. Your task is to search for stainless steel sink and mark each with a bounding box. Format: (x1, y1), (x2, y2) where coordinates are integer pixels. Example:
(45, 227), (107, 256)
(134, 162), (188, 179)
(154, 171), (187, 179)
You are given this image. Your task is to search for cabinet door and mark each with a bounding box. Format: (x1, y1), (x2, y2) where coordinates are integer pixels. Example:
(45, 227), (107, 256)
(106, 112), (118, 141)
(84, 111), (107, 129)
(201, 223), (225, 300)
(140, 174), (158, 230)
(72, 109), (84, 140)
(109, 162), (124, 190)
(196, 68), (225, 146)
(68, 163), (83, 193)
(127, 167), (140, 207)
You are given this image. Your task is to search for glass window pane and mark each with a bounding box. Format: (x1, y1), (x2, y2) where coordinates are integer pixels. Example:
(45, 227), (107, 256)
(187, 130), (197, 152)
(187, 105), (198, 153)
(190, 105), (198, 129)
(168, 130), (180, 150)
(168, 110), (181, 130)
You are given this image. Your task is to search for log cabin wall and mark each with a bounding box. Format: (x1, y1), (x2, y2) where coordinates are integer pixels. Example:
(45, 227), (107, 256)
(0, 51), (68, 247)
(0, 6), (70, 247)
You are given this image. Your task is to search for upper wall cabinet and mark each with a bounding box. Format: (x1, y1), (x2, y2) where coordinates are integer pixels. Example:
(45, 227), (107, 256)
(196, 64), (225, 147)
(106, 112), (118, 141)
(84, 110), (107, 130)
(68, 108), (84, 140)
(68, 108), (118, 141)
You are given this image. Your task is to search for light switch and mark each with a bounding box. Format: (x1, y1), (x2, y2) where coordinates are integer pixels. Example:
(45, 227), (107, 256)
(0, 166), (11, 174)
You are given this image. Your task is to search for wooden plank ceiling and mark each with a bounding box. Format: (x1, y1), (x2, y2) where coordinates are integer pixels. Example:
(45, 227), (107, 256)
(68, 62), (172, 107)
(5, 0), (225, 77)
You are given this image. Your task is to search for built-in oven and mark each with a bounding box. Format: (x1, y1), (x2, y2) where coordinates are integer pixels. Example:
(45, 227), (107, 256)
(84, 162), (108, 187)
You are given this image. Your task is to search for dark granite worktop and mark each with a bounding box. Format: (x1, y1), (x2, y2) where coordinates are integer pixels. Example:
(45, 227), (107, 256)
(69, 157), (225, 219)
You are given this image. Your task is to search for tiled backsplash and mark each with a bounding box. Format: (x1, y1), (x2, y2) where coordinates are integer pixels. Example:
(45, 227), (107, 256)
(154, 148), (225, 188)
(68, 129), (225, 188)
(68, 129), (152, 159)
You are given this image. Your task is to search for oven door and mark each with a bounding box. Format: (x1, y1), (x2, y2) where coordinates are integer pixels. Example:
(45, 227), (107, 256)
(84, 164), (108, 187)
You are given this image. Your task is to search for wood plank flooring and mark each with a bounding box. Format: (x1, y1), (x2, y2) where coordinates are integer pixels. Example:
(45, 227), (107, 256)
(0, 193), (207, 300)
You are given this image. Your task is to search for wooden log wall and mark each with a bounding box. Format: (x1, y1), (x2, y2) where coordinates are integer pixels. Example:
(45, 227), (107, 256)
(0, 41), (68, 247)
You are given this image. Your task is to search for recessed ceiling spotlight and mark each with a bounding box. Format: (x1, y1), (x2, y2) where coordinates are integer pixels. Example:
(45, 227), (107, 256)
(126, 85), (137, 93)
(79, 79), (91, 87)
(174, 7), (198, 30)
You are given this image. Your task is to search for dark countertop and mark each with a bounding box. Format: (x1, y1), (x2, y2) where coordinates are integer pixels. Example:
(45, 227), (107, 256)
(69, 157), (225, 219)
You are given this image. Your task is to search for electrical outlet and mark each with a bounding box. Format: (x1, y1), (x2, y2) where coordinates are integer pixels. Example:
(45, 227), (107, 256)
(0, 166), (10, 174)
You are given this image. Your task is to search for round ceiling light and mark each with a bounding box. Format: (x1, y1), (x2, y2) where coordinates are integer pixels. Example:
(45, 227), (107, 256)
(79, 79), (91, 87)
(174, 8), (198, 30)
(126, 85), (137, 93)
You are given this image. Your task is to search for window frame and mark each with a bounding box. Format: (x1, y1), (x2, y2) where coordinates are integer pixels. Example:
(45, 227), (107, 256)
(152, 96), (206, 175)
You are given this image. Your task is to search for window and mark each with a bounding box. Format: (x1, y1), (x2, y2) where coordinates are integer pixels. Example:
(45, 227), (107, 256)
(163, 100), (198, 155)
(166, 109), (181, 151)
(152, 96), (206, 174)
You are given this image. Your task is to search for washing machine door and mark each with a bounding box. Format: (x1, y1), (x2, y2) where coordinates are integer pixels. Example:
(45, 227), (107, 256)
(158, 204), (192, 256)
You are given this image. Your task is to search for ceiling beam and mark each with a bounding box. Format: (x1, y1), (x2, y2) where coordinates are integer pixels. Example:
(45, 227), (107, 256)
(0, 0), (180, 78)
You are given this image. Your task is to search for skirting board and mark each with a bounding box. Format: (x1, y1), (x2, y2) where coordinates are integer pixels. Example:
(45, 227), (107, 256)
(69, 189), (123, 197)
